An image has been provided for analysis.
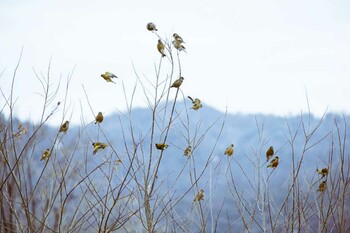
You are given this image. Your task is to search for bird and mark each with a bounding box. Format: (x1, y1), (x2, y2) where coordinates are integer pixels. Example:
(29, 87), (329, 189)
(224, 144), (234, 156)
(41, 149), (51, 161)
(113, 159), (123, 171)
(266, 146), (274, 162)
(267, 156), (279, 168)
(95, 112), (104, 124)
(317, 180), (327, 192)
(155, 143), (168, 150)
(59, 121), (69, 134)
(184, 145), (192, 156)
(157, 39), (166, 57)
(101, 72), (117, 83)
(194, 189), (204, 202)
(170, 77), (184, 88)
(173, 33), (185, 44)
(188, 96), (202, 110)
(146, 22), (157, 32)
(172, 40), (186, 52)
(92, 142), (108, 155)
(316, 168), (329, 178)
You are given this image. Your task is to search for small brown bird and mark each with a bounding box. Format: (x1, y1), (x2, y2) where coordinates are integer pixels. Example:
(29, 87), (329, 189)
(41, 149), (51, 161)
(155, 143), (168, 150)
(173, 33), (185, 44)
(267, 156), (279, 168)
(266, 146), (274, 162)
(316, 168), (329, 178)
(184, 145), (192, 157)
(101, 72), (117, 83)
(317, 180), (327, 192)
(172, 40), (186, 52)
(92, 142), (108, 155)
(224, 144), (234, 156)
(59, 121), (69, 134)
(170, 77), (184, 88)
(146, 22), (157, 32)
(194, 189), (204, 202)
(95, 112), (104, 124)
(157, 39), (166, 57)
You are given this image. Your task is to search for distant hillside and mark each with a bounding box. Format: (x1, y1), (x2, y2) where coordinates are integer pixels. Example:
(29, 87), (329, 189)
(1, 103), (349, 232)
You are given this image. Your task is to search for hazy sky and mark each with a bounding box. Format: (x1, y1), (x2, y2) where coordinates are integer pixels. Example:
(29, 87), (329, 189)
(1, 0), (350, 125)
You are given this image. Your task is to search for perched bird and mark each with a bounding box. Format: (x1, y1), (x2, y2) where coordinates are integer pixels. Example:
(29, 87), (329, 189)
(155, 143), (168, 150)
(184, 145), (192, 157)
(95, 112), (104, 124)
(92, 142), (108, 155)
(41, 149), (51, 161)
(101, 72), (117, 83)
(59, 121), (69, 134)
(194, 189), (204, 202)
(173, 33), (185, 44)
(188, 96), (202, 110)
(267, 156), (279, 168)
(146, 22), (157, 32)
(157, 39), (166, 57)
(224, 144), (234, 156)
(170, 77), (184, 88)
(172, 40), (186, 52)
(316, 168), (329, 178)
(266, 146), (274, 162)
(317, 180), (327, 192)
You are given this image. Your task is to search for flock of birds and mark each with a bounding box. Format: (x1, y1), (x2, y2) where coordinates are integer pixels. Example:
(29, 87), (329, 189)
(264, 146), (329, 192)
(39, 22), (328, 203)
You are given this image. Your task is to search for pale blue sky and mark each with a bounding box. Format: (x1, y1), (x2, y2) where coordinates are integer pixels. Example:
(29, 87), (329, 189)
(1, 0), (350, 125)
